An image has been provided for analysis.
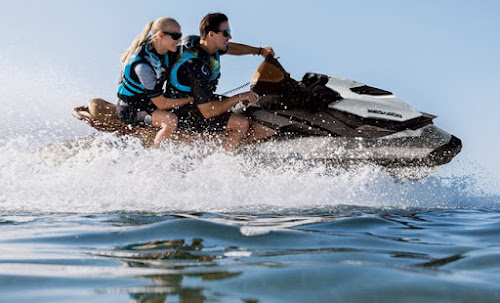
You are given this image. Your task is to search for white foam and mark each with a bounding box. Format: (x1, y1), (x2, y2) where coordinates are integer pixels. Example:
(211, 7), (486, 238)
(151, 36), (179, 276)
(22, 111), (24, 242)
(1, 133), (497, 214)
(224, 251), (252, 257)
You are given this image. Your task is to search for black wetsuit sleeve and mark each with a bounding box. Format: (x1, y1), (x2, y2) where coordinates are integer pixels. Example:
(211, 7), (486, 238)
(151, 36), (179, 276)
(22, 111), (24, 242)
(181, 59), (215, 105)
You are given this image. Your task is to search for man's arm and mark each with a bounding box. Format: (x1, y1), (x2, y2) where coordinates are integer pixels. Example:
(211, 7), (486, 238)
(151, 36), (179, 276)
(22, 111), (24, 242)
(227, 42), (275, 57)
(197, 92), (258, 119)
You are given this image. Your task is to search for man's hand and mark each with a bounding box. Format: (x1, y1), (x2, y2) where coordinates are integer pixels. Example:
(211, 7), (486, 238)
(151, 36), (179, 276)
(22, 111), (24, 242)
(198, 91), (260, 119)
(260, 46), (275, 58)
(238, 91), (259, 106)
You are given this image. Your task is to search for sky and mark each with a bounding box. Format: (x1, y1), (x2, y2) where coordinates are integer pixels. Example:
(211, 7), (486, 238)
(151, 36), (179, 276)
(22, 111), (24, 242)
(0, 0), (499, 171)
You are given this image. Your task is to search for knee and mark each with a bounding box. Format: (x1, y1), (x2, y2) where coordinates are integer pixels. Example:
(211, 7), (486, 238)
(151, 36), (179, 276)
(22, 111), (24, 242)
(153, 111), (178, 128)
(166, 112), (178, 126)
(227, 114), (249, 133)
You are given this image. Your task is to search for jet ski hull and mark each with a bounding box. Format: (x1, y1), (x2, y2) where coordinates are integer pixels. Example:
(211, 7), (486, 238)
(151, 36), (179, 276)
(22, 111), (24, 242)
(240, 125), (461, 168)
(73, 100), (461, 169)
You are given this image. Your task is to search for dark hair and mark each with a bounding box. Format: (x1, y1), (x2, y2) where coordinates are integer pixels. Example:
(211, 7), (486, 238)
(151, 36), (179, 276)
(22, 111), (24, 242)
(199, 13), (228, 39)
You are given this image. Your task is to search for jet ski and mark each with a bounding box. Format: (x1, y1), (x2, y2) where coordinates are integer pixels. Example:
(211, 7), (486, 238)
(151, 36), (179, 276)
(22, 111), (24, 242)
(72, 56), (461, 170)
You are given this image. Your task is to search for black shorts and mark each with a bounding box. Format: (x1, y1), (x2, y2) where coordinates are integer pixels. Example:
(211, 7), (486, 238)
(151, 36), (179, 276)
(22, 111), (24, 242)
(172, 106), (232, 132)
(116, 99), (156, 125)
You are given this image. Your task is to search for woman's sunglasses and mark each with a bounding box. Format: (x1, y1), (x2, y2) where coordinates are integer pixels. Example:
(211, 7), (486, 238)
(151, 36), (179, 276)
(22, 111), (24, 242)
(162, 31), (182, 40)
(215, 29), (231, 37)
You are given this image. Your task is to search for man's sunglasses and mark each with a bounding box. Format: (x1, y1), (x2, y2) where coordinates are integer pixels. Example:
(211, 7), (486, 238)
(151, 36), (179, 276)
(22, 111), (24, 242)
(162, 31), (182, 40)
(214, 29), (231, 37)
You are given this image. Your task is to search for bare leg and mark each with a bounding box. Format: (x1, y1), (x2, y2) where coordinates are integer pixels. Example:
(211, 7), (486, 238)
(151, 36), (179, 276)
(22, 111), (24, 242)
(152, 110), (178, 148)
(89, 98), (118, 121)
(224, 113), (250, 152)
(244, 120), (276, 144)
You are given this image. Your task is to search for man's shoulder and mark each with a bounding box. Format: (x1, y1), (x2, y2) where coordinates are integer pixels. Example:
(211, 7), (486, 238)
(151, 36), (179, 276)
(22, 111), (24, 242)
(182, 35), (201, 49)
(176, 35), (201, 57)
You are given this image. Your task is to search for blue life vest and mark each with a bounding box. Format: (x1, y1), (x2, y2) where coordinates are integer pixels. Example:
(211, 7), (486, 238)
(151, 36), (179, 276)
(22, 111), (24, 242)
(169, 37), (221, 94)
(117, 42), (169, 100)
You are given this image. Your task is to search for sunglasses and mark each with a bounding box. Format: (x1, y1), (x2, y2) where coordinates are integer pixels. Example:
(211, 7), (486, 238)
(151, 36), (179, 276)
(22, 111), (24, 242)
(162, 31), (182, 40)
(214, 29), (231, 37)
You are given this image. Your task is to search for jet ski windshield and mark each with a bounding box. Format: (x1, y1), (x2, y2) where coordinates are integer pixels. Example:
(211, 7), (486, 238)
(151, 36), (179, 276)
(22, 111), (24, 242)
(350, 85), (392, 96)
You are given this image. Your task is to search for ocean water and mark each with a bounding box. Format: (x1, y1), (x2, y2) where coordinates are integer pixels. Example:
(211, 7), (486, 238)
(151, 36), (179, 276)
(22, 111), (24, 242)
(1, 66), (500, 302)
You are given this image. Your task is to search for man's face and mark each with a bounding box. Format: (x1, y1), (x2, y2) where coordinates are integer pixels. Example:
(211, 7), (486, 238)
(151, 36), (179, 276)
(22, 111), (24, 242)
(212, 21), (232, 51)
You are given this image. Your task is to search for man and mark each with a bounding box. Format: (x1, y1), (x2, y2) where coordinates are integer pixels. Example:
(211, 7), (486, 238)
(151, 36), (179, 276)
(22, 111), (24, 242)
(167, 13), (276, 151)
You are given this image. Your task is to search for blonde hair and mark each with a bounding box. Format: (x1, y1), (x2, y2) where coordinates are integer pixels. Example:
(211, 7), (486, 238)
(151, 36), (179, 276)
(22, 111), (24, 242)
(121, 17), (180, 64)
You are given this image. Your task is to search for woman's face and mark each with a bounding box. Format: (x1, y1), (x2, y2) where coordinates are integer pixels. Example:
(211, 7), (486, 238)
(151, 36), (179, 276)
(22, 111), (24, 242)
(159, 24), (182, 53)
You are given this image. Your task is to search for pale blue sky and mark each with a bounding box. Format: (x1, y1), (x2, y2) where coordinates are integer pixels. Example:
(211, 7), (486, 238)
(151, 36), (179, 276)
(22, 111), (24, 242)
(1, 0), (499, 170)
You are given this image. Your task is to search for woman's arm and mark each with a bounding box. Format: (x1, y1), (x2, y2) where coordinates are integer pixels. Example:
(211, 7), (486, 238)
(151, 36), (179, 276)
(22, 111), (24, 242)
(134, 63), (194, 110)
(151, 95), (193, 110)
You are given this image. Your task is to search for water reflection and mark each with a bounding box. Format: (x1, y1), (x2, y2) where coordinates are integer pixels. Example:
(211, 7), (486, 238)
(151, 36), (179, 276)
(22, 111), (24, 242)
(100, 238), (242, 303)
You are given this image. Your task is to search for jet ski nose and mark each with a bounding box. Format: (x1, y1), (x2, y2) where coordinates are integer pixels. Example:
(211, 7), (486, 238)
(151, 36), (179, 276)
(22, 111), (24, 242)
(426, 135), (462, 166)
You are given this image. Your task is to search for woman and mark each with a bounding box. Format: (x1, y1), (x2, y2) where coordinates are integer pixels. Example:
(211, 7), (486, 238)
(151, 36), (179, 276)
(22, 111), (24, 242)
(117, 17), (193, 147)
